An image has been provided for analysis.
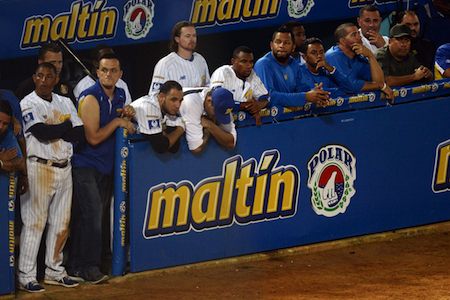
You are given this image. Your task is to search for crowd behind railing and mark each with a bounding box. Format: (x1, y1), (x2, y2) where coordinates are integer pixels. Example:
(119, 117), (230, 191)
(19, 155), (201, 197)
(0, 4), (450, 294)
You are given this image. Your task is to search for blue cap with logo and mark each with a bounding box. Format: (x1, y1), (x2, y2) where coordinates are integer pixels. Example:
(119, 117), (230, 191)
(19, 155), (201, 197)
(211, 87), (235, 124)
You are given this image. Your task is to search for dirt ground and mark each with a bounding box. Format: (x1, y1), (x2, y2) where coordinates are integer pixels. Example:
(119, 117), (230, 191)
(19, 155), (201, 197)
(4, 222), (450, 300)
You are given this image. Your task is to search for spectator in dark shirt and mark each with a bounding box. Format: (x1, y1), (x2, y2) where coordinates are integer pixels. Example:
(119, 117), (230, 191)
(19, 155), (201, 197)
(376, 24), (433, 86)
(398, 10), (436, 72)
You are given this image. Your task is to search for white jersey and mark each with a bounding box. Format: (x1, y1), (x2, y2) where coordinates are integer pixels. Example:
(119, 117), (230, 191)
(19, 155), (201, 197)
(20, 91), (83, 161)
(359, 28), (389, 54)
(180, 90), (236, 151)
(149, 52), (210, 93)
(74, 75), (132, 104)
(210, 65), (269, 103)
(131, 93), (184, 135)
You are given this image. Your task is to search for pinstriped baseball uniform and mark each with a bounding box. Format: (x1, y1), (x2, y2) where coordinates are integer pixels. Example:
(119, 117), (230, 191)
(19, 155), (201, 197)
(149, 52), (210, 93)
(18, 91), (82, 286)
(131, 93), (184, 135)
(74, 75), (132, 105)
(180, 90), (236, 151)
(210, 65), (269, 103)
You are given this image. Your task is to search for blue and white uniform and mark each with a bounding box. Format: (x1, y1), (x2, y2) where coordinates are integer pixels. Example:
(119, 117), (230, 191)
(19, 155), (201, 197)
(149, 52), (210, 93)
(18, 91), (82, 286)
(210, 65), (269, 103)
(435, 43), (450, 79)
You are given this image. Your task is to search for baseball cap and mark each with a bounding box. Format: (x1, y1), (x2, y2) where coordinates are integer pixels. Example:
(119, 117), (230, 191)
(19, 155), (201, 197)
(211, 87), (235, 125)
(390, 24), (412, 38)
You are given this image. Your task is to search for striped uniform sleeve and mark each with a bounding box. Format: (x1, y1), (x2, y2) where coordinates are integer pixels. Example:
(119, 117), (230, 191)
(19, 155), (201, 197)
(197, 54), (211, 86)
(20, 94), (42, 132)
(131, 96), (163, 135)
(149, 58), (168, 94)
(248, 70), (269, 101)
(210, 66), (226, 88)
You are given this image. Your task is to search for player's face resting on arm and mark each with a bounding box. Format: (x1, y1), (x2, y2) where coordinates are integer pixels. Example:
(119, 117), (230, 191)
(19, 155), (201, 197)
(161, 88), (184, 116)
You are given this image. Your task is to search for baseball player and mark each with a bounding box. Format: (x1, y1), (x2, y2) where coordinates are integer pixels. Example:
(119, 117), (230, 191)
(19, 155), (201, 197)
(435, 43), (450, 79)
(132, 80), (185, 153)
(180, 87), (236, 154)
(15, 42), (76, 105)
(211, 46), (269, 124)
(18, 62), (84, 292)
(74, 46), (132, 104)
(149, 21), (210, 93)
(0, 100), (26, 177)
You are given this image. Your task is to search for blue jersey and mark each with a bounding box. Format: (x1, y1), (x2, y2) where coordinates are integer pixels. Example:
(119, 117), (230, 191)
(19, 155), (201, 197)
(0, 89), (24, 138)
(72, 81), (126, 175)
(325, 46), (371, 93)
(435, 43), (450, 79)
(0, 129), (22, 158)
(254, 52), (309, 107)
(298, 64), (352, 96)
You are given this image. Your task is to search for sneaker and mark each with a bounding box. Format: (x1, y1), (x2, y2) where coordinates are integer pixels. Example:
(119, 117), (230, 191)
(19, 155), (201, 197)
(67, 270), (85, 283)
(20, 281), (45, 293)
(44, 276), (79, 288)
(81, 267), (109, 285)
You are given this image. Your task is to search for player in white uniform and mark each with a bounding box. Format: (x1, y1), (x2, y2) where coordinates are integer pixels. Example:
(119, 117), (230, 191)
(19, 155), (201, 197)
(211, 46), (269, 124)
(18, 63), (83, 293)
(180, 87), (237, 154)
(149, 21), (210, 93)
(131, 80), (185, 153)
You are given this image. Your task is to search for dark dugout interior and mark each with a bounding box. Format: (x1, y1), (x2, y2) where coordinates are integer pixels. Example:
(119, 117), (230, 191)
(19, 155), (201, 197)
(0, 18), (352, 99)
(1, 0), (449, 100)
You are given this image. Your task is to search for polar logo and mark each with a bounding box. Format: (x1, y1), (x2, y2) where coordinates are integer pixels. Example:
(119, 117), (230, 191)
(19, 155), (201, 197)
(123, 0), (154, 40)
(287, 0), (315, 18)
(308, 145), (357, 217)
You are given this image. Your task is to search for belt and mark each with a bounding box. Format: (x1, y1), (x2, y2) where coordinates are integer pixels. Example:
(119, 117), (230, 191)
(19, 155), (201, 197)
(29, 156), (69, 169)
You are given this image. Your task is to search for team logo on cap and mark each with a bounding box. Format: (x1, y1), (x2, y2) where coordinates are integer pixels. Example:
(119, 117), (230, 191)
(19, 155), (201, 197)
(123, 0), (154, 40)
(308, 145), (356, 217)
(287, 0), (315, 18)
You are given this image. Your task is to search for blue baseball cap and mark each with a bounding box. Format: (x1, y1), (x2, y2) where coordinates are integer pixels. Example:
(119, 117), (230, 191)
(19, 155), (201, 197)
(211, 87), (235, 124)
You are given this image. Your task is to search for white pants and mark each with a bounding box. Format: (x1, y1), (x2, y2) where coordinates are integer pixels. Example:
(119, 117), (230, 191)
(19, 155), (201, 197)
(18, 159), (72, 285)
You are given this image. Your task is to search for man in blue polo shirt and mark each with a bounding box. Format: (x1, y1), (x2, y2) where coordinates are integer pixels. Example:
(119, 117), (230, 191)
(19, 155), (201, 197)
(435, 43), (450, 79)
(254, 26), (331, 108)
(68, 53), (135, 284)
(298, 37), (353, 96)
(325, 23), (393, 99)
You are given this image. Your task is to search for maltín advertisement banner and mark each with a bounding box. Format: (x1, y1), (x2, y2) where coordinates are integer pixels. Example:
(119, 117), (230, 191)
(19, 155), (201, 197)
(127, 96), (450, 272)
(0, 0), (425, 59)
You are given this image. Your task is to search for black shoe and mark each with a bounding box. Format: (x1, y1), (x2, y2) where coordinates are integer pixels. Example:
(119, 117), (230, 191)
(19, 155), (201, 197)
(67, 270), (85, 283)
(19, 281), (45, 293)
(81, 267), (109, 284)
